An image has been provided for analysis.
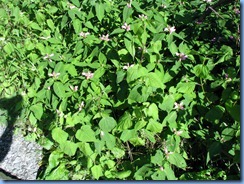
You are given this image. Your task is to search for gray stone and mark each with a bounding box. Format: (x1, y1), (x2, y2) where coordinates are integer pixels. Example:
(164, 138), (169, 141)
(0, 124), (43, 180)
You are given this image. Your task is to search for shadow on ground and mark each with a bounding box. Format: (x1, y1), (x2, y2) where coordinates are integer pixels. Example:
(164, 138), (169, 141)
(0, 95), (23, 163)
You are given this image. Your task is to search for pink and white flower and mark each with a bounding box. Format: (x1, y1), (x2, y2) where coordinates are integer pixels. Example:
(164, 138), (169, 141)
(70, 85), (78, 92)
(82, 71), (94, 79)
(48, 71), (60, 78)
(164, 25), (176, 34)
(174, 102), (184, 110)
(175, 52), (188, 61)
(100, 34), (110, 41)
(122, 23), (131, 31)
(78, 101), (85, 111)
(79, 32), (90, 38)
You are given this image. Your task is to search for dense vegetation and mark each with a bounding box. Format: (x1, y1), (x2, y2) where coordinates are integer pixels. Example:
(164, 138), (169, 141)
(0, 0), (240, 180)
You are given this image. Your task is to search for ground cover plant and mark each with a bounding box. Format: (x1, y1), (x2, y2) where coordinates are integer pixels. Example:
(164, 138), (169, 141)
(0, 0), (240, 180)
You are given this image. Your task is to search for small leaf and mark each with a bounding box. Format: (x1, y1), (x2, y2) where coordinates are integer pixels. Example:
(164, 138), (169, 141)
(30, 103), (43, 120)
(53, 82), (66, 99)
(60, 141), (78, 157)
(120, 129), (137, 142)
(124, 38), (135, 58)
(116, 112), (132, 131)
(168, 152), (187, 169)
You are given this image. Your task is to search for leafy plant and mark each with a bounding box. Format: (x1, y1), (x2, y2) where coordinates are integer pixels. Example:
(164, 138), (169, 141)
(0, 0), (240, 180)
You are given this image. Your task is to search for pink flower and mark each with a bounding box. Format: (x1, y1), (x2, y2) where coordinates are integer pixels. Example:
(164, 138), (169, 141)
(48, 71), (60, 78)
(70, 85), (78, 92)
(174, 102), (184, 110)
(78, 101), (85, 111)
(82, 71), (94, 79)
(138, 14), (148, 20)
(127, 0), (132, 8)
(123, 63), (134, 70)
(175, 52), (188, 61)
(122, 23), (131, 31)
(79, 32), (90, 38)
(100, 34), (110, 41)
(43, 53), (54, 62)
(164, 25), (176, 34)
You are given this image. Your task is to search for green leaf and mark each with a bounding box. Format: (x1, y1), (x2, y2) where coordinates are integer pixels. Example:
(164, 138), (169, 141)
(95, 3), (105, 22)
(52, 127), (68, 144)
(164, 162), (176, 180)
(120, 129), (137, 142)
(206, 142), (221, 165)
(221, 127), (235, 141)
(205, 105), (225, 123)
(123, 6), (133, 22)
(30, 103), (43, 120)
(91, 165), (103, 180)
(71, 0), (80, 7)
(53, 82), (66, 99)
(72, 19), (82, 34)
(126, 65), (148, 83)
(76, 125), (97, 142)
(111, 147), (125, 159)
(30, 22), (42, 31)
(159, 95), (175, 113)
(166, 111), (177, 130)
(168, 42), (178, 55)
(3, 43), (15, 55)
(45, 163), (69, 180)
(47, 19), (55, 32)
(128, 85), (151, 103)
(45, 150), (63, 175)
(101, 132), (116, 149)
(151, 150), (164, 165)
(177, 82), (195, 94)
(168, 152), (187, 169)
(225, 100), (240, 122)
(99, 117), (117, 132)
(116, 112), (132, 131)
(124, 38), (135, 58)
(146, 72), (165, 89)
(146, 103), (159, 120)
(193, 64), (210, 79)
(146, 119), (163, 133)
(116, 170), (131, 179)
(60, 141), (78, 157)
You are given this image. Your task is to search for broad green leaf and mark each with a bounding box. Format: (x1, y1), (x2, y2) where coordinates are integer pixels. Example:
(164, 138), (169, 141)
(168, 152), (187, 169)
(45, 163), (69, 180)
(60, 141), (78, 157)
(99, 117), (117, 132)
(164, 162), (176, 180)
(146, 72), (165, 89)
(177, 82), (195, 94)
(52, 127), (68, 144)
(225, 100), (240, 122)
(152, 40), (162, 54)
(166, 111), (177, 130)
(221, 127), (235, 141)
(124, 38), (135, 58)
(91, 165), (103, 180)
(193, 64), (210, 79)
(72, 19), (82, 34)
(101, 132), (116, 149)
(47, 19), (55, 32)
(206, 142), (221, 165)
(123, 6), (133, 22)
(126, 65), (148, 83)
(76, 125), (97, 142)
(95, 3), (105, 22)
(45, 150), (64, 175)
(3, 42), (15, 55)
(30, 103), (43, 120)
(128, 85), (151, 103)
(53, 82), (66, 99)
(30, 22), (42, 31)
(71, 0), (80, 7)
(152, 170), (166, 180)
(120, 129), (137, 142)
(116, 70), (126, 83)
(116, 112), (132, 131)
(77, 142), (93, 156)
(168, 42), (178, 56)
(116, 170), (132, 179)
(111, 147), (125, 159)
(159, 95), (175, 112)
(146, 103), (159, 120)
(151, 150), (164, 165)
(134, 164), (152, 180)
(205, 105), (225, 123)
(146, 119), (163, 133)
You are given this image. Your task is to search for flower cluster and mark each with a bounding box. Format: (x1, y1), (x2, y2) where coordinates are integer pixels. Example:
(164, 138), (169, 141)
(70, 85), (78, 92)
(78, 101), (85, 111)
(43, 53), (54, 62)
(48, 71), (60, 78)
(138, 14), (148, 20)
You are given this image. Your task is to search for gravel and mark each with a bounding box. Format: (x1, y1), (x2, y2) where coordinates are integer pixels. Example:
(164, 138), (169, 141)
(0, 123), (43, 180)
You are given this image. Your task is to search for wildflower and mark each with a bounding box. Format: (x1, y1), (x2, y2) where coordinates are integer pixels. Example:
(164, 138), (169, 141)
(138, 14), (148, 20)
(225, 73), (232, 82)
(123, 63), (134, 70)
(203, 0), (212, 2)
(164, 25), (176, 34)
(82, 71), (94, 79)
(48, 71), (60, 78)
(163, 147), (173, 159)
(78, 101), (85, 111)
(234, 8), (240, 14)
(127, 0), (132, 8)
(175, 52), (188, 61)
(159, 166), (164, 171)
(122, 23), (131, 31)
(79, 31), (90, 38)
(173, 129), (183, 136)
(40, 36), (50, 40)
(100, 34), (110, 41)
(70, 85), (78, 92)
(43, 53), (54, 62)
(174, 102), (184, 110)
(56, 109), (64, 117)
(100, 131), (105, 137)
(68, 2), (76, 9)
(161, 4), (167, 8)
(47, 86), (51, 90)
